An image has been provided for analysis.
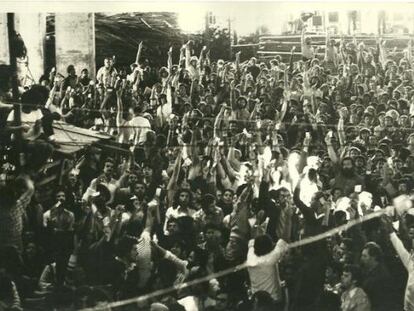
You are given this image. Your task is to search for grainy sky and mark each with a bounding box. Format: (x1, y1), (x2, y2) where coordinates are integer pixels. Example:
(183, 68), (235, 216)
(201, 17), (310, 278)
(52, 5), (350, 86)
(2, 1), (414, 35)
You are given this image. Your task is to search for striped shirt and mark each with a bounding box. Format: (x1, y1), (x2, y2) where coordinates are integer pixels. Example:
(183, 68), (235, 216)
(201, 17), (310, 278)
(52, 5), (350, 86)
(0, 186), (34, 252)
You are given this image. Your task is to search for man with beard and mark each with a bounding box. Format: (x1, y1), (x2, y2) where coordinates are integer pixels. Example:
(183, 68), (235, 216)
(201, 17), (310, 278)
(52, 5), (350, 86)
(327, 131), (365, 196)
(83, 158), (126, 205)
(43, 188), (74, 232)
(330, 157), (365, 196)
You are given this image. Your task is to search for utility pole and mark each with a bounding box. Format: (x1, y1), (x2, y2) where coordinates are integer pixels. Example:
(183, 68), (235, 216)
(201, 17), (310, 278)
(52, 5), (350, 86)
(7, 13), (24, 169)
(228, 16), (232, 59)
(7, 13), (19, 101)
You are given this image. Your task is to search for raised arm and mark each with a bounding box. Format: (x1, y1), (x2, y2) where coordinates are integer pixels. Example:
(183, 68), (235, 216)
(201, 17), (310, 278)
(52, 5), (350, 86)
(135, 41), (143, 65)
(115, 82), (125, 128)
(337, 114), (346, 148)
(167, 148), (182, 191)
(185, 41), (191, 70)
(325, 131), (339, 164)
(230, 80), (237, 111)
(289, 46), (296, 73)
(214, 106), (226, 139)
(293, 177), (316, 223)
(199, 45), (206, 71)
(382, 215), (411, 270)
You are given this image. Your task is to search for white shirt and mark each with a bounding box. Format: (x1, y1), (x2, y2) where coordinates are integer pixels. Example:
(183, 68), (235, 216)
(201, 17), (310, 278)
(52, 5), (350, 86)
(133, 230), (153, 288)
(7, 108), (43, 123)
(178, 296), (200, 311)
(82, 177), (119, 204)
(130, 115), (151, 145)
(246, 238), (289, 301)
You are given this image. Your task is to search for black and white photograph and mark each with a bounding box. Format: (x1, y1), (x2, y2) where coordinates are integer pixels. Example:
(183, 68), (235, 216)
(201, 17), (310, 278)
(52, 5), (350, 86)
(1, 1), (414, 310)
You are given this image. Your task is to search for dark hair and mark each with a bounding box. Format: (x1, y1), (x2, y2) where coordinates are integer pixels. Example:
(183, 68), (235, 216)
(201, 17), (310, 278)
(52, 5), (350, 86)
(203, 223), (223, 235)
(104, 157), (115, 165)
(341, 156), (354, 166)
(67, 65), (75, 74)
(133, 105), (143, 115)
(201, 193), (215, 209)
(116, 236), (137, 257)
(254, 235), (274, 257)
(123, 219), (144, 238)
(55, 186), (66, 195)
(363, 242), (383, 263)
(173, 189), (193, 208)
(223, 189), (234, 196)
(343, 264), (363, 286)
(190, 247), (208, 269)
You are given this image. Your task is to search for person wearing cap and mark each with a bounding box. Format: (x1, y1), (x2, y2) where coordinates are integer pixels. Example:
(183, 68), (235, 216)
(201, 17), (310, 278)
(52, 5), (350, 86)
(383, 112), (396, 137)
(354, 127), (371, 146)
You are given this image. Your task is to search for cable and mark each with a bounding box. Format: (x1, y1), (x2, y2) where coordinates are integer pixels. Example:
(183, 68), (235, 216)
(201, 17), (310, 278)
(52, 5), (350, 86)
(13, 118), (414, 132)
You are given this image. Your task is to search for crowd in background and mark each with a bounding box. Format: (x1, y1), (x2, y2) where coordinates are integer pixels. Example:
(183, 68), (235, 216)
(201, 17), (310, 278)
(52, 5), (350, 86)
(2, 26), (414, 311)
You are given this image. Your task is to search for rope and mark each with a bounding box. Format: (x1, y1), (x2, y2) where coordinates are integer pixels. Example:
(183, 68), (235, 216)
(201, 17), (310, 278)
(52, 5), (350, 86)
(11, 118), (414, 132)
(80, 206), (393, 311)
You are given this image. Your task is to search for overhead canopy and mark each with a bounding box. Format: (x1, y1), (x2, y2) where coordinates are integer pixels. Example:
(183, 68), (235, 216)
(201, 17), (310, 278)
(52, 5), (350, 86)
(52, 121), (112, 155)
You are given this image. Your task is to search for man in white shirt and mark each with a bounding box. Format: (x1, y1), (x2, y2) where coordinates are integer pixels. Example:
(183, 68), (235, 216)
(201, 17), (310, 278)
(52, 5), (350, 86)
(130, 106), (151, 147)
(96, 57), (118, 88)
(246, 235), (289, 302)
(246, 202), (292, 303)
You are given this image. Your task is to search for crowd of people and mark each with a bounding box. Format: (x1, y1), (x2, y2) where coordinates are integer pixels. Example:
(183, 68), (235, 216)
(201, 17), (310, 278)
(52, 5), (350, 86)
(1, 27), (414, 311)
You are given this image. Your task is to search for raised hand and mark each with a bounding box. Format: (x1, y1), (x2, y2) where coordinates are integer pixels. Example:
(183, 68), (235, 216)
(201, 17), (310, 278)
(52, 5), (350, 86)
(324, 132), (332, 145)
(303, 132), (311, 147)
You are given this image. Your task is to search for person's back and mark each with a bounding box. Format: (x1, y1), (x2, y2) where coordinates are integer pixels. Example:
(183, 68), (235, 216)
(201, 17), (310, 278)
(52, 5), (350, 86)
(130, 115), (151, 145)
(246, 236), (288, 302)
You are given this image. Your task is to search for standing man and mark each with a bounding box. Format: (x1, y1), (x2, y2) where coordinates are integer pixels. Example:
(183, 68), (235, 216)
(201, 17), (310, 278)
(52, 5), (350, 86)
(246, 195), (292, 305)
(96, 57), (118, 89)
